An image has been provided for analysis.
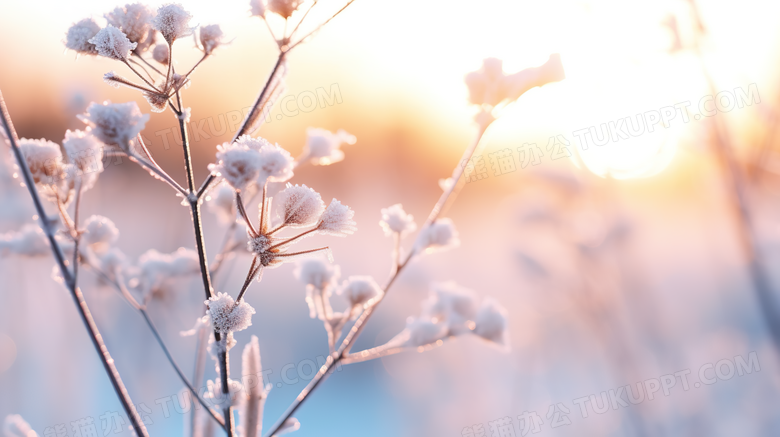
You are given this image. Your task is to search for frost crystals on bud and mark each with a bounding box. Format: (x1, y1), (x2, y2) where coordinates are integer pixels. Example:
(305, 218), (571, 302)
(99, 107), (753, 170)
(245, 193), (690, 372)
(274, 184), (325, 228)
(206, 292), (256, 334)
(152, 44), (169, 64)
(65, 18), (101, 55)
(473, 297), (509, 350)
(317, 199), (356, 236)
(63, 129), (104, 190)
(294, 258), (340, 290)
(197, 24), (225, 55)
(379, 204), (416, 237)
(78, 101), (150, 151)
(88, 25), (138, 60)
(152, 3), (193, 43)
(105, 3), (157, 53)
(414, 218), (459, 254)
(338, 276), (383, 317)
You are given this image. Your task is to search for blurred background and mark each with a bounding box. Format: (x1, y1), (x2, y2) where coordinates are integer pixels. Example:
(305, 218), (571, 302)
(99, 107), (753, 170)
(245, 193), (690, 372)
(2, 0), (780, 435)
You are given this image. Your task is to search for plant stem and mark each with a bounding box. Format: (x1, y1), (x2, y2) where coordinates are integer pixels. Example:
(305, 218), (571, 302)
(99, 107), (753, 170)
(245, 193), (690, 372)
(232, 52), (287, 144)
(0, 90), (150, 437)
(264, 118), (492, 437)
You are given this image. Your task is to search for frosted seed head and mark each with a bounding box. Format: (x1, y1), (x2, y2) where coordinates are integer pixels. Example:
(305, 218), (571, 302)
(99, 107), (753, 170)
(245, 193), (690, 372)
(402, 317), (448, 348)
(250, 0), (267, 17)
(152, 3), (193, 43)
(294, 258), (339, 289)
(302, 128), (356, 166)
(143, 91), (169, 113)
(257, 141), (294, 184)
(3, 414), (37, 437)
(414, 218), (459, 253)
(198, 24), (225, 55)
(0, 224), (50, 258)
(78, 101), (150, 150)
(422, 282), (479, 336)
(317, 199), (356, 236)
(208, 142), (262, 192)
(379, 203), (416, 237)
(63, 129), (104, 188)
(18, 138), (64, 186)
(105, 3), (156, 52)
(65, 18), (101, 55)
(89, 25), (138, 60)
(82, 215), (119, 251)
(152, 44), (169, 64)
(137, 247), (199, 296)
(267, 0), (303, 18)
(248, 235), (271, 255)
(274, 184), (324, 228)
(206, 292), (256, 334)
(473, 297), (509, 350)
(206, 182), (236, 224)
(338, 276), (383, 309)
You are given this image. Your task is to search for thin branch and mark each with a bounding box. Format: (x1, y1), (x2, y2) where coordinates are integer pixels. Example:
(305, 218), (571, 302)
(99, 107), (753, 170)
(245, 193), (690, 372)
(0, 90), (150, 437)
(133, 52), (166, 76)
(287, 0), (318, 40)
(232, 52), (287, 143)
(128, 150), (188, 196)
(122, 59), (162, 93)
(286, 0), (356, 51)
(236, 191), (259, 237)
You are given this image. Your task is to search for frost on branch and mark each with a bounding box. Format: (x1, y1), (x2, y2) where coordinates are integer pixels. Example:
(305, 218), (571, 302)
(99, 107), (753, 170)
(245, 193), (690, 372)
(105, 3), (157, 53)
(240, 335), (269, 437)
(0, 225), (49, 258)
(152, 3), (193, 43)
(206, 292), (256, 334)
(3, 414), (38, 437)
(338, 276), (383, 318)
(274, 184), (324, 228)
(65, 18), (101, 55)
(78, 101), (149, 151)
(197, 24), (225, 55)
(89, 25), (138, 60)
(267, 0), (303, 19)
(209, 136), (294, 191)
(422, 282), (479, 336)
(300, 128), (356, 166)
(379, 203), (416, 237)
(277, 418), (301, 435)
(317, 199), (356, 236)
(414, 218), (459, 254)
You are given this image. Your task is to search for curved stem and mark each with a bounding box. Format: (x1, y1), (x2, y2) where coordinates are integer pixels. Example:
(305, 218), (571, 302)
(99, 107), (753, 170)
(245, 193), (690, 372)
(0, 90), (150, 437)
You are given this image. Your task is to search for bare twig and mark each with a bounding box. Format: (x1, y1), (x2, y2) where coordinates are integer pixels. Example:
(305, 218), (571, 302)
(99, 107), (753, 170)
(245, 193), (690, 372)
(0, 90), (150, 437)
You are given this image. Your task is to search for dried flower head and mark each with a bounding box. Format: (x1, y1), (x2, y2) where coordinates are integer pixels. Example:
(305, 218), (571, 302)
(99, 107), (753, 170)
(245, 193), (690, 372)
(465, 55), (565, 108)
(338, 276), (383, 310)
(63, 129), (104, 190)
(422, 282), (479, 336)
(152, 3), (193, 43)
(137, 247), (199, 296)
(414, 218), (460, 253)
(82, 215), (119, 252)
(473, 297), (509, 349)
(65, 18), (101, 55)
(206, 292), (256, 334)
(18, 138), (64, 186)
(294, 258), (340, 289)
(88, 25), (138, 60)
(208, 142), (262, 192)
(198, 24), (225, 55)
(256, 140), (294, 185)
(267, 0), (303, 18)
(0, 224), (50, 258)
(78, 101), (150, 150)
(379, 203), (416, 237)
(317, 199), (356, 236)
(249, 0), (266, 17)
(207, 182), (237, 224)
(274, 184), (325, 228)
(105, 3), (156, 53)
(301, 128), (356, 166)
(152, 44), (169, 64)
(398, 317), (448, 348)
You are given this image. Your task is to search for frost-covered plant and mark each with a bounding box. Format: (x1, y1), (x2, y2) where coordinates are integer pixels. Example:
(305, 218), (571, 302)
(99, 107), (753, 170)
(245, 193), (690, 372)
(0, 1), (565, 436)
